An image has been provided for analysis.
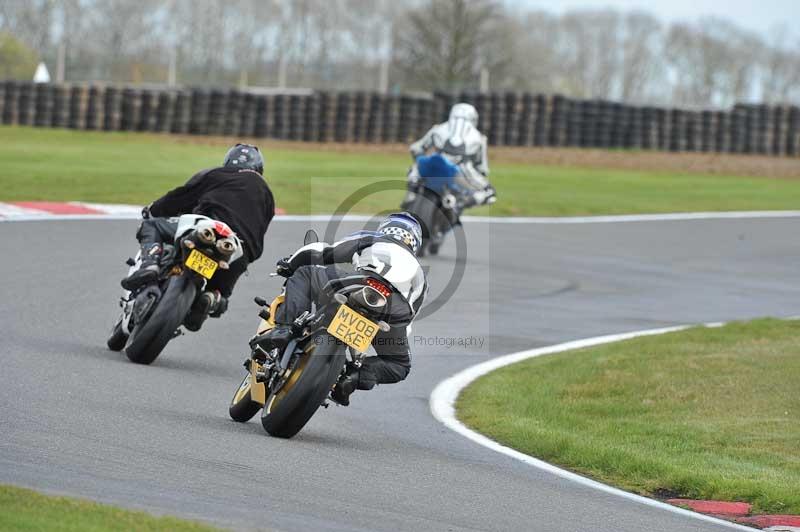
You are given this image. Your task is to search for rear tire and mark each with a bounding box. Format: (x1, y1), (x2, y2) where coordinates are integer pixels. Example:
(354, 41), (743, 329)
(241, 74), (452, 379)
(125, 275), (197, 365)
(229, 372), (262, 422)
(406, 191), (438, 257)
(106, 318), (128, 351)
(261, 332), (346, 438)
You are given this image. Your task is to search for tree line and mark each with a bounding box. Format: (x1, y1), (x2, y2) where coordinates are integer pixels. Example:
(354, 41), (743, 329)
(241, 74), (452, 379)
(1, 0), (799, 108)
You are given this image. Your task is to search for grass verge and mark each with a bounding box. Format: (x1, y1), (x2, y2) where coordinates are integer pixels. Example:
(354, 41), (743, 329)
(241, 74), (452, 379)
(0, 484), (220, 531)
(457, 319), (800, 514)
(2, 126), (800, 215)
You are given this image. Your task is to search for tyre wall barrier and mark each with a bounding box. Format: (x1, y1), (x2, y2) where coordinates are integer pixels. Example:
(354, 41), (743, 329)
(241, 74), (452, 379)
(1, 81), (798, 156)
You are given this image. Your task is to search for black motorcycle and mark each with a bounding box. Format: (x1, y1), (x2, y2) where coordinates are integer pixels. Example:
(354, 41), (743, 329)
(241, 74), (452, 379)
(107, 214), (243, 365)
(402, 154), (465, 256)
(229, 230), (414, 438)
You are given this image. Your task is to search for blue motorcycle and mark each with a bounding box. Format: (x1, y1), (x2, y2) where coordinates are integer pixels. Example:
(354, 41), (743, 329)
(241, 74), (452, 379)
(402, 154), (466, 256)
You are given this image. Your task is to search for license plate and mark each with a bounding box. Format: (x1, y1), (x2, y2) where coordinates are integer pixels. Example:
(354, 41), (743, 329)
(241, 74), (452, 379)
(184, 249), (218, 279)
(327, 304), (379, 353)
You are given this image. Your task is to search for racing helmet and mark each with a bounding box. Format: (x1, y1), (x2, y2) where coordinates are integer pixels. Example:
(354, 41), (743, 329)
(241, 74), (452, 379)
(223, 143), (264, 175)
(378, 212), (422, 256)
(449, 103), (478, 127)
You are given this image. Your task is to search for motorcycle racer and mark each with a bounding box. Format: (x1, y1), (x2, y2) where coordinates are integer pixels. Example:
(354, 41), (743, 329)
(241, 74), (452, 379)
(408, 103), (496, 207)
(121, 143), (275, 330)
(262, 213), (427, 406)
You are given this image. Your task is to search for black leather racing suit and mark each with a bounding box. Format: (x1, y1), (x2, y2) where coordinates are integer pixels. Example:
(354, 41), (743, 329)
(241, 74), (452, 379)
(138, 166), (274, 297)
(277, 231), (427, 389)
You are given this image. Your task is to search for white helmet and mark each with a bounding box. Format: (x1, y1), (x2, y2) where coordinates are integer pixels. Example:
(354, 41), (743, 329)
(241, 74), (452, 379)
(449, 103), (478, 127)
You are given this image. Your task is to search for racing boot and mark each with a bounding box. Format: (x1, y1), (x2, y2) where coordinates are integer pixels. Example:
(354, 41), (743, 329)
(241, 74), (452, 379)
(184, 290), (227, 331)
(121, 244), (162, 291)
(252, 323), (294, 353)
(330, 366), (360, 406)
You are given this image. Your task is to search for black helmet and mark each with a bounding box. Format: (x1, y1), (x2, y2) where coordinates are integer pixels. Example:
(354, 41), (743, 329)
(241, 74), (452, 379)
(378, 212), (423, 255)
(223, 143), (264, 175)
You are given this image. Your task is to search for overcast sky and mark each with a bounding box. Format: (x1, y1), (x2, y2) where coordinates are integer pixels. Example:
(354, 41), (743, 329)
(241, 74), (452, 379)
(510, 0), (797, 38)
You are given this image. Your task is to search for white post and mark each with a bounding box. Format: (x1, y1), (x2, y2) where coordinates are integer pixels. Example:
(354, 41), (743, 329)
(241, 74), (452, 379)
(168, 46), (177, 86)
(167, 0), (177, 86)
(56, 42), (65, 82)
(278, 55), (287, 88)
(378, 20), (392, 93)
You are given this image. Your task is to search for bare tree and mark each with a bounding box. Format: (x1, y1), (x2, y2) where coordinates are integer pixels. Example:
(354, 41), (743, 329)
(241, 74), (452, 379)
(619, 11), (664, 102)
(394, 0), (500, 91)
(760, 26), (800, 104)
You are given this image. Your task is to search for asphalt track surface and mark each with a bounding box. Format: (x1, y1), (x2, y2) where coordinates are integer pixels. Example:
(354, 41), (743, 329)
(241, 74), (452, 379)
(2, 217), (799, 531)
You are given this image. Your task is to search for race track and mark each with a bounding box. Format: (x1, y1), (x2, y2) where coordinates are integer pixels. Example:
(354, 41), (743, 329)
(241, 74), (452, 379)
(2, 217), (798, 531)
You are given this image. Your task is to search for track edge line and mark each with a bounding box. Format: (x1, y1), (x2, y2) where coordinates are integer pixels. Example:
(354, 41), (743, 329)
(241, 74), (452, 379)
(429, 323), (754, 531)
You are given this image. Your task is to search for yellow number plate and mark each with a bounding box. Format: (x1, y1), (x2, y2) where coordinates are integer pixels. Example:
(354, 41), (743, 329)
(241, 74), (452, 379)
(327, 304), (379, 353)
(185, 249), (218, 279)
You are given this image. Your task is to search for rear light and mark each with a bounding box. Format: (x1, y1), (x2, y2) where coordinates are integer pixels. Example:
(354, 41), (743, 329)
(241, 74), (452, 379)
(366, 278), (391, 298)
(361, 287), (387, 308)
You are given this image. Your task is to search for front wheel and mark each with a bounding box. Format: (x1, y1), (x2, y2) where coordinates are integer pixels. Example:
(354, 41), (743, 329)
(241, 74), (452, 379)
(229, 372), (262, 422)
(125, 275), (197, 365)
(261, 332), (346, 438)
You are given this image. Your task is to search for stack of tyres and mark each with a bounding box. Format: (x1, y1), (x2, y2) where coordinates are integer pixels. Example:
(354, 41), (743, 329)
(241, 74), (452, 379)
(700, 111), (714, 152)
(627, 106), (644, 149)
(16, 81), (34, 126)
(253, 95), (269, 138)
(288, 94), (305, 140)
(715, 111), (730, 153)
(237, 93), (257, 137)
(119, 88), (141, 131)
(729, 105), (747, 154)
(667, 109), (686, 152)
(334, 92), (353, 142)
(565, 99), (583, 147)
(487, 93), (505, 146)
(33, 83), (53, 127)
(684, 111), (701, 152)
(224, 90), (242, 137)
(170, 91), (191, 134)
(517, 93), (536, 146)
(381, 94), (400, 143)
(85, 85), (104, 130)
(548, 95), (569, 147)
(609, 103), (627, 148)
(397, 95), (419, 143)
(415, 97), (434, 142)
(68, 85), (88, 130)
(316, 92), (335, 143)
(154, 91), (174, 133)
(504, 93), (523, 146)
(350, 92), (365, 142)
(206, 90), (227, 136)
(532, 94), (549, 146)
(788, 106), (800, 156)
(103, 87), (121, 131)
(272, 94), (289, 139)
(189, 89), (210, 135)
(138, 90), (156, 132)
(3, 81), (19, 124)
(364, 93), (382, 143)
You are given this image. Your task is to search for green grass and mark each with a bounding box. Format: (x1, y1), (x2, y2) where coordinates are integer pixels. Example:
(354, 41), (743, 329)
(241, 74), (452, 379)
(0, 484), (221, 531)
(1, 126), (799, 215)
(457, 319), (800, 514)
